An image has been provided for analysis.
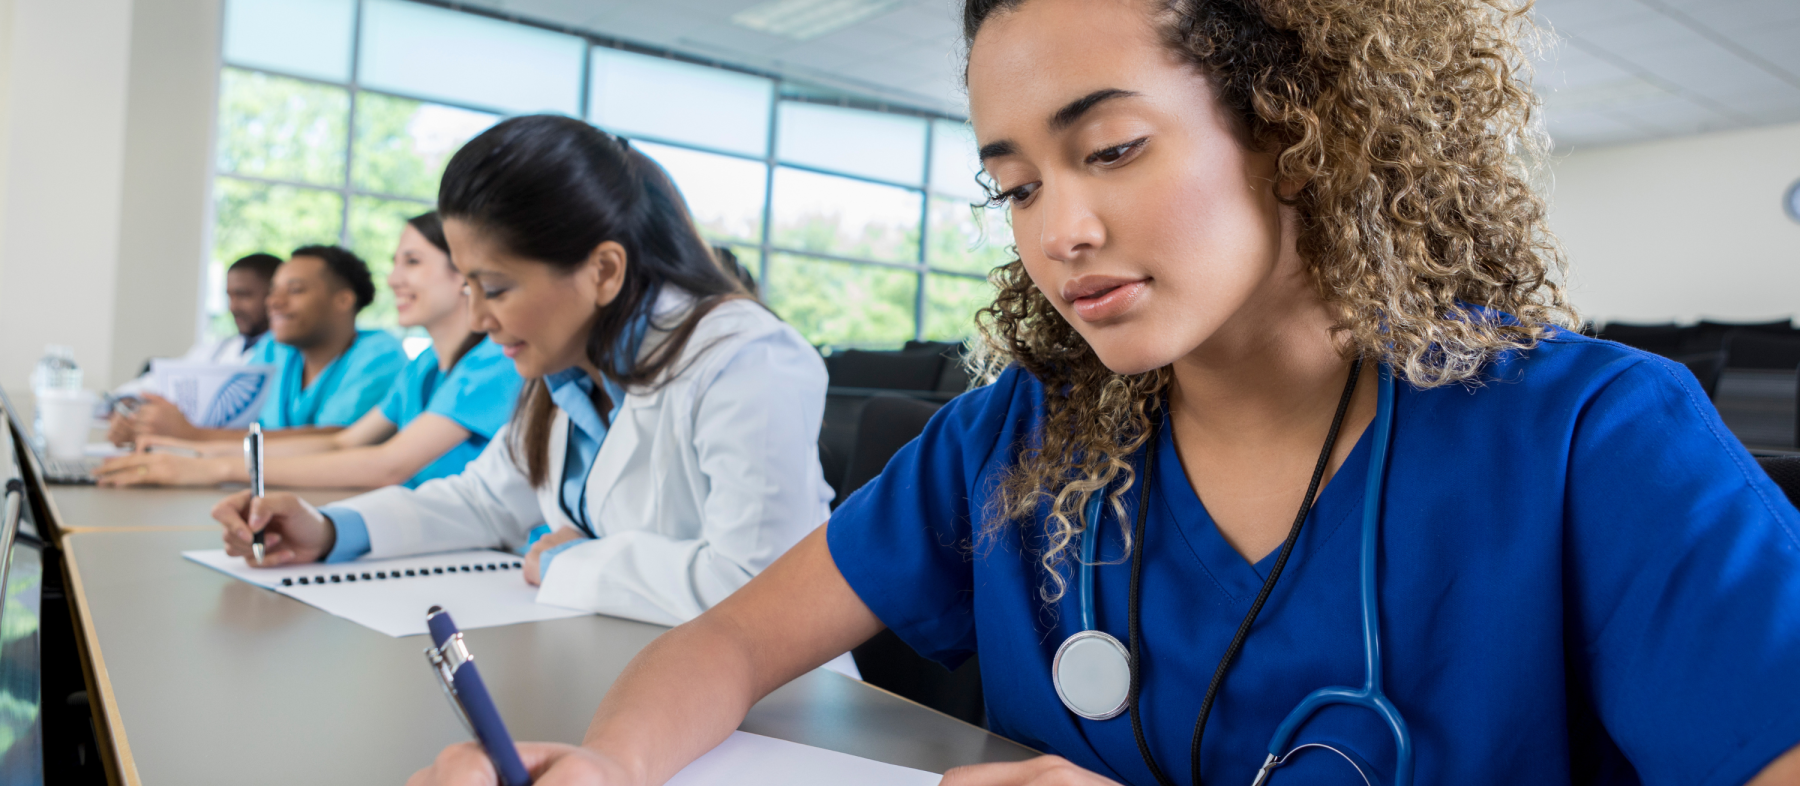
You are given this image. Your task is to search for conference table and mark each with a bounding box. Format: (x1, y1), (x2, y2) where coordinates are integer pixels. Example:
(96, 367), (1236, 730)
(44, 481), (1034, 785)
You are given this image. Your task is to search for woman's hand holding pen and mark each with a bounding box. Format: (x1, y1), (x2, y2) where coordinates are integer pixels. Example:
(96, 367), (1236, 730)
(407, 741), (640, 786)
(212, 490), (336, 566)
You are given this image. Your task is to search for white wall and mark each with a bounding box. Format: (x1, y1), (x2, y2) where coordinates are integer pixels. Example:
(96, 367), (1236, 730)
(1550, 121), (1800, 325)
(0, 0), (219, 392)
(111, 0), (220, 387)
(0, 0), (133, 391)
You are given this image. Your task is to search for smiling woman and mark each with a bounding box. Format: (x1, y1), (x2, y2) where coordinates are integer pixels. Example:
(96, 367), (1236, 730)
(403, 2), (1800, 785)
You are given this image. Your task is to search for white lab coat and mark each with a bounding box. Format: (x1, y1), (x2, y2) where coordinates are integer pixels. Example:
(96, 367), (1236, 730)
(327, 288), (835, 627)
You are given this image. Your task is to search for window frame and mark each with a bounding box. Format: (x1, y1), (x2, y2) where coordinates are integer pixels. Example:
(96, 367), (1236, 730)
(212, 0), (998, 347)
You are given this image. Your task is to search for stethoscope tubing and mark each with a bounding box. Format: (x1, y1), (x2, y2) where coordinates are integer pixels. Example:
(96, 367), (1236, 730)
(1070, 363), (1414, 786)
(1258, 363), (1413, 786)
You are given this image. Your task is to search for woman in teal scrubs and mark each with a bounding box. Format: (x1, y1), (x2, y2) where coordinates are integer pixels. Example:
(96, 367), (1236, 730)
(100, 212), (521, 489)
(409, 1), (1800, 784)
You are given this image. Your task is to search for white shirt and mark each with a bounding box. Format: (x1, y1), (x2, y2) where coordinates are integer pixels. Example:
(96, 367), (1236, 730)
(113, 332), (265, 396)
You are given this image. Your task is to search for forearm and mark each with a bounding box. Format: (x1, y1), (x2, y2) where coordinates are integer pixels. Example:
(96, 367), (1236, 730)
(263, 416), (466, 490)
(265, 444), (417, 489)
(576, 527), (882, 785)
(260, 432), (346, 458)
(581, 614), (765, 784)
(267, 425), (343, 439)
(190, 425), (340, 443)
(188, 427), (249, 442)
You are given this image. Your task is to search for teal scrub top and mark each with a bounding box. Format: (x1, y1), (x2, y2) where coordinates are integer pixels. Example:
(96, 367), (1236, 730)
(252, 330), (408, 430)
(377, 338), (523, 488)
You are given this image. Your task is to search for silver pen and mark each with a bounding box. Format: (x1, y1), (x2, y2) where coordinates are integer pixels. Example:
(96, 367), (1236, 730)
(245, 423), (266, 564)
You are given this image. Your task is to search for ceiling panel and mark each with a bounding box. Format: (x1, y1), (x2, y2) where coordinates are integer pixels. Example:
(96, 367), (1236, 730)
(1734, 21), (1800, 75)
(454, 0), (1800, 150)
(1669, 0), (1800, 35)
(1533, 0), (1800, 150)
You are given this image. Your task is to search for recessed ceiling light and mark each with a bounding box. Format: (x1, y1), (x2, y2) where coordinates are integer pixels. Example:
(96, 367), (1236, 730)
(730, 0), (904, 40)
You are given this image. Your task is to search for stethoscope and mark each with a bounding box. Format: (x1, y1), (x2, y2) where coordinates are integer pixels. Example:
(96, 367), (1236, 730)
(1050, 361), (1413, 786)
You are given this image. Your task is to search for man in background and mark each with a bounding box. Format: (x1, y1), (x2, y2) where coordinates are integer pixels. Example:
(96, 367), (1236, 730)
(109, 252), (281, 442)
(109, 246), (405, 444)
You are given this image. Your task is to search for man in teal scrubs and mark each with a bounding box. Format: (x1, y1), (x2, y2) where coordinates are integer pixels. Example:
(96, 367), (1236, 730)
(250, 245), (406, 431)
(117, 246), (406, 443)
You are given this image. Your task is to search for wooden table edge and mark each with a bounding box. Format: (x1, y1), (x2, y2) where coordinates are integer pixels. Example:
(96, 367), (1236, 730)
(62, 533), (142, 786)
(61, 524), (218, 535)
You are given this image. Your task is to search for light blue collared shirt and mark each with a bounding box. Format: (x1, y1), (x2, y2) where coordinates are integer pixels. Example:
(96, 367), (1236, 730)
(323, 369), (621, 565)
(534, 368), (626, 575)
(323, 305), (652, 566)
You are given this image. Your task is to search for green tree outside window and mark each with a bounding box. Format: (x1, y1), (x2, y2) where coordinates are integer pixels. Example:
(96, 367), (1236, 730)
(216, 68), (348, 187)
(766, 254), (916, 347)
(353, 92), (498, 201)
(924, 274), (997, 343)
(208, 179), (344, 337)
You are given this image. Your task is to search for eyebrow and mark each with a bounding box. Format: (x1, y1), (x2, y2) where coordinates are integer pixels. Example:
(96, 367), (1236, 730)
(977, 88), (1142, 162)
(1050, 88), (1139, 131)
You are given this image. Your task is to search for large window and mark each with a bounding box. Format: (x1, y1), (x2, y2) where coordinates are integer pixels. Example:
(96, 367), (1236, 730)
(213, 0), (1009, 347)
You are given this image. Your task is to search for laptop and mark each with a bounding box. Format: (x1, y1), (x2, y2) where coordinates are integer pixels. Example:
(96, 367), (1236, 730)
(0, 385), (101, 485)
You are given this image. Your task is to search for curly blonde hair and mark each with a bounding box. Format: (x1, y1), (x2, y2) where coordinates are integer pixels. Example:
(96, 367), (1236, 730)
(961, 0), (1576, 602)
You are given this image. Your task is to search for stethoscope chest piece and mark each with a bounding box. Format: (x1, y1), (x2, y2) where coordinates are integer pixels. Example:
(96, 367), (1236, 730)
(1052, 629), (1132, 720)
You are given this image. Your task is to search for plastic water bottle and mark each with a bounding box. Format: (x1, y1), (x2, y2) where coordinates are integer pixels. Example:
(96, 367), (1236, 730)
(30, 345), (83, 449)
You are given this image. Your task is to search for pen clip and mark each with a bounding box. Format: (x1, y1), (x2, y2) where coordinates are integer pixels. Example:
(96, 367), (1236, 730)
(244, 423), (264, 497)
(424, 632), (477, 738)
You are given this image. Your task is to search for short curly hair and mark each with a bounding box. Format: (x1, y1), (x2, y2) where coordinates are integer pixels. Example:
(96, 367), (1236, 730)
(962, 0), (1576, 602)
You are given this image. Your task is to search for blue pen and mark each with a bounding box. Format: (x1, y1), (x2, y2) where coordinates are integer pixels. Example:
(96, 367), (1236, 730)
(425, 606), (531, 786)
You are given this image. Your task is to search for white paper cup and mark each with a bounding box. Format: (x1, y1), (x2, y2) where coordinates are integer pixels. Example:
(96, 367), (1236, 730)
(38, 389), (99, 461)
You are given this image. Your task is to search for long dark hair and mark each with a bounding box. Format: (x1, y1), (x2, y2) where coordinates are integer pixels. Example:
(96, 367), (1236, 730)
(406, 210), (487, 368)
(438, 115), (743, 486)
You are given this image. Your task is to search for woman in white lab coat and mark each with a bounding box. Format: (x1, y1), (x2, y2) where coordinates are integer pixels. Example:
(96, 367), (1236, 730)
(211, 114), (834, 627)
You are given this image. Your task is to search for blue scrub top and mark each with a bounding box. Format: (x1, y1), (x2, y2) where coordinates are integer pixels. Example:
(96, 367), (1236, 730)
(377, 337), (523, 488)
(828, 329), (1800, 786)
(252, 330), (408, 430)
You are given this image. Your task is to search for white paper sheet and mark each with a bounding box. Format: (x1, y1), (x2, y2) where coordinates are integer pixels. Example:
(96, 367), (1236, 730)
(667, 731), (939, 786)
(148, 361), (276, 428)
(183, 549), (591, 637)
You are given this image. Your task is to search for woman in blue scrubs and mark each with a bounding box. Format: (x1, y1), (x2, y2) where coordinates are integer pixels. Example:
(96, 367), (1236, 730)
(410, 0), (1800, 784)
(100, 212), (521, 489)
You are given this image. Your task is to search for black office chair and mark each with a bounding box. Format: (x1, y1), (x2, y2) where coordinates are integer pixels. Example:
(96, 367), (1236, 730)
(905, 339), (975, 395)
(1723, 331), (1800, 370)
(835, 394), (942, 508)
(818, 348), (956, 495)
(1597, 322), (1691, 358)
(825, 348), (946, 391)
(836, 396), (987, 728)
(1673, 351), (1725, 399)
(1688, 319), (1796, 355)
(1755, 456), (1800, 509)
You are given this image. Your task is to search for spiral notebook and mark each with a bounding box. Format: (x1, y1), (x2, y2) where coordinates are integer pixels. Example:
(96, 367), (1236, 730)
(183, 548), (591, 637)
